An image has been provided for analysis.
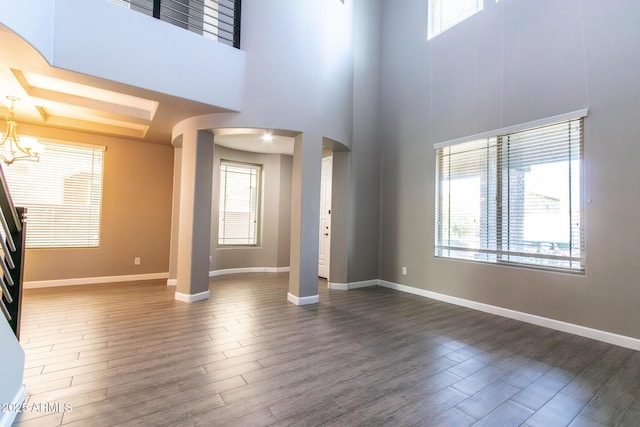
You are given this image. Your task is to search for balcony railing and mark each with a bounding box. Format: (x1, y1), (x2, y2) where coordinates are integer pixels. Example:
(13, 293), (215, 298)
(111, 0), (241, 48)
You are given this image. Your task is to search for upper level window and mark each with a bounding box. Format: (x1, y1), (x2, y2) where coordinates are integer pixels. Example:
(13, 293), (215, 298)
(428, 0), (483, 40)
(435, 113), (585, 273)
(2, 141), (104, 248)
(108, 0), (131, 8)
(218, 161), (261, 246)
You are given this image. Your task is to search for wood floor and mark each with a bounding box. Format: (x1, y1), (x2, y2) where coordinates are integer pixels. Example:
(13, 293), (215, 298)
(13, 273), (640, 426)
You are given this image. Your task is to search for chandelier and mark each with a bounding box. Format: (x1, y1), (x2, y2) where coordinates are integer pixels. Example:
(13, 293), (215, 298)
(1, 96), (44, 165)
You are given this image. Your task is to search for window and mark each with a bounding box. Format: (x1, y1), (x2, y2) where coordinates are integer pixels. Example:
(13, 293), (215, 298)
(218, 161), (261, 245)
(428, 0), (483, 40)
(108, 0), (131, 8)
(435, 114), (585, 272)
(2, 141), (104, 248)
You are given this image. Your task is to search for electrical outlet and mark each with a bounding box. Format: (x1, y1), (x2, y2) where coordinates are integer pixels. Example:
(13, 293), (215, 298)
(134, 257), (141, 265)
(402, 266), (407, 275)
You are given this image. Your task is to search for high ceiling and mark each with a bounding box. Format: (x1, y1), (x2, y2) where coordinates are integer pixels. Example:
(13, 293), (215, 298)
(0, 24), (294, 155)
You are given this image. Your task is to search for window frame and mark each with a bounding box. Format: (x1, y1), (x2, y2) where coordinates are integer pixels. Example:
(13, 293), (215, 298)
(217, 160), (262, 247)
(434, 110), (587, 273)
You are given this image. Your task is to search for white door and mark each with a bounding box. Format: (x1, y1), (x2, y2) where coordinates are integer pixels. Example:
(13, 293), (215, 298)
(318, 156), (332, 279)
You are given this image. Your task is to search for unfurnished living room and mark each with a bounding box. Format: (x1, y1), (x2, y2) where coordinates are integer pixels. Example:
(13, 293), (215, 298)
(1, 0), (640, 426)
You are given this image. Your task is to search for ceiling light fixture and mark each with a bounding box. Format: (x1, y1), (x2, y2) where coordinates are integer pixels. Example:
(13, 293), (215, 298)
(1, 96), (44, 165)
(261, 132), (273, 143)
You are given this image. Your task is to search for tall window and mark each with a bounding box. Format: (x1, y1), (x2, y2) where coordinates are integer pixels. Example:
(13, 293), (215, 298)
(218, 161), (261, 245)
(428, 0), (483, 40)
(435, 115), (585, 272)
(2, 141), (104, 248)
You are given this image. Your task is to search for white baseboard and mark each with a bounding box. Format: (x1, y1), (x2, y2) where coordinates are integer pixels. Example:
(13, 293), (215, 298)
(209, 266), (290, 277)
(0, 384), (26, 427)
(378, 280), (640, 352)
(328, 279), (378, 290)
(174, 290), (210, 303)
(24, 273), (170, 289)
(166, 278), (177, 287)
(287, 292), (319, 306)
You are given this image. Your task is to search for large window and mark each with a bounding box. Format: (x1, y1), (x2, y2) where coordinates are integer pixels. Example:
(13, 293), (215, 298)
(218, 161), (261, 245)
(428, 0), (483, 40)
(435, 114), (585, 272)
(2, 141), (104, 248)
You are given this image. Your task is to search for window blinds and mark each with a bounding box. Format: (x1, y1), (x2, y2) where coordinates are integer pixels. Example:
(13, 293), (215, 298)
(435, 117), (584, 272)
(2, 141), (104, 248)
(108, 0), (131, 8)
(428, 0), (483, 40)
(218, 161), (261, 245)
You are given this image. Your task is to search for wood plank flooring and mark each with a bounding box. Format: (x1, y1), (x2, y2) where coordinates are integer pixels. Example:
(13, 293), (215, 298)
(13, 272), (640, 426)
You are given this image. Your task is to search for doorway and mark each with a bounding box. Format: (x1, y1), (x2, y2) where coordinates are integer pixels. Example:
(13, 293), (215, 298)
(318, 155), (332, 279)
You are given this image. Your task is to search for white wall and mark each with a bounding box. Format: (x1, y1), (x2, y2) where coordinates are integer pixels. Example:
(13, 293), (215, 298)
(0, 320), (25, 426)
(379, 0), (640, 339)
(0, 0), (245, 110)
(180, 0), (354, 143)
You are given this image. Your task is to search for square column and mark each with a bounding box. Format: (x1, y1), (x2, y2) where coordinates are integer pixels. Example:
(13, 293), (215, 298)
(288, 133), (322, 305)
(172, 130), (214, 302)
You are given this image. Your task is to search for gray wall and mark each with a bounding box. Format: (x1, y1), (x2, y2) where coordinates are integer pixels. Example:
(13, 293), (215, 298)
(379, 0), (640, 338)
(348, 0), (382, 282)
(210, 146), (292, 271)
(175, 0), (356, 298)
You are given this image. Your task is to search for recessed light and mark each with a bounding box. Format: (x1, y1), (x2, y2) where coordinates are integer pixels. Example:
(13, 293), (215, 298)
(262, 133), (273, 142)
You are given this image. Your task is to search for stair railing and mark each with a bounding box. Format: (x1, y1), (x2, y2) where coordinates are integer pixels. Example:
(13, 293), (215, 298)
(0, 165), (26, 339)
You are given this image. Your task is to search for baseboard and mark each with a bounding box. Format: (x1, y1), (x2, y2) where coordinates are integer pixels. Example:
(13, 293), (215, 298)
(328, 279), (378, 290)
(24, 272), (170, 289)
(209, 266), (290, 277)
(174, 290), (210, 303)
(378, 280), (640, 352)
(287, 292), (319, 306)
(166, 278), (177, 287)
(0, 384), (26, 427)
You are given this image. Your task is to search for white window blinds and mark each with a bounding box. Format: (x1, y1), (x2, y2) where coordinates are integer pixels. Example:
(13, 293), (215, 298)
(2, 141), (105, 248)
(428, 0), (483, 40)
(218, 161), (261, 245)
(435, 116), (584, 272)
(108, 0), (131, 8)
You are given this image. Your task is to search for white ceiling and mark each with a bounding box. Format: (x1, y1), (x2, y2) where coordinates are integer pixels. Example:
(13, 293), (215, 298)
(0, 24), (293, 155)
(214, 133), (294, 155)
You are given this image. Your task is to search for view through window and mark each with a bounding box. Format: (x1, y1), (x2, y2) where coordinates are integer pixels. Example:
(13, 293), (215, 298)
(218, 161), (261, 245)
(435, 117), (584, 272)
